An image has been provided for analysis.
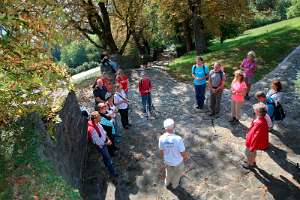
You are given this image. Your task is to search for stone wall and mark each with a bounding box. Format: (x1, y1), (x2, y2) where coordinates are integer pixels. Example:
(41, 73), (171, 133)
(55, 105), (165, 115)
(36, 91), (88, 194)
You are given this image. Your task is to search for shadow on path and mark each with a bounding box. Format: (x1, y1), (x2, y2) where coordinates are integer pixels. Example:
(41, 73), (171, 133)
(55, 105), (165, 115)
(266, 144), (300, 184)
(253, 167), (300, 200)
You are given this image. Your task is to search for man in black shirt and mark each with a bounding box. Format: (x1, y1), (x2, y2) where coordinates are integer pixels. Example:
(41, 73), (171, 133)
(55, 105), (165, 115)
(93, 79), (107, 110)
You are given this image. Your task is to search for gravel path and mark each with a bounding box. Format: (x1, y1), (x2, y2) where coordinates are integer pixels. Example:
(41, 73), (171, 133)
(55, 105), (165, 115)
(78, 46), (300, 200)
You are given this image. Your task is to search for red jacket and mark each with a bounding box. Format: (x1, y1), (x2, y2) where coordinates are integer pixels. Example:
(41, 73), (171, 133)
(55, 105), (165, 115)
(87, 120), (101, 141)
(246, 117), (269, 151)
(138, 77), (152, 96)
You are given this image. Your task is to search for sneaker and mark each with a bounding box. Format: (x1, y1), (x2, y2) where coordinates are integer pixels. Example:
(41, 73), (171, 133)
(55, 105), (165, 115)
(209, 112), (215, 116)
(242, 163), (254, 170)
(166, 184), (173, 190)
(195, 106), (201, 109)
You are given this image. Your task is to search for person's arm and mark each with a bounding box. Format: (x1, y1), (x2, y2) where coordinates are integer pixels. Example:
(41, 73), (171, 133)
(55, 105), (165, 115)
(217, 74), (225, 91)
(178, 138), (189, 162)
(192, 66), (199, 80)
(181, 151), (189, 162)
(160, 150), (164, 159)
(240, 59), (245, 70)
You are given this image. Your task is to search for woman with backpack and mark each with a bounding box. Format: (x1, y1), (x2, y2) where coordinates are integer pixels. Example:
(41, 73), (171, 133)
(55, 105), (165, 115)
(266, 80), (283, 106)
(266, 80), (285, 121)
(208, 62), (225, 116)
(192, 56), (209, 110)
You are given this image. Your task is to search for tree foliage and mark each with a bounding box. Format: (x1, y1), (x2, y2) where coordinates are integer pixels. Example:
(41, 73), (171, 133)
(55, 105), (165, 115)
(0, 0), (69, 125)
(288, 0), (300, 18)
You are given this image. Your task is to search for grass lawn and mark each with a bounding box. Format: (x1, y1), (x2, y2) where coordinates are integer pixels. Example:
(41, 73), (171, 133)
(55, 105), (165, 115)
(168, 17), (300, 87)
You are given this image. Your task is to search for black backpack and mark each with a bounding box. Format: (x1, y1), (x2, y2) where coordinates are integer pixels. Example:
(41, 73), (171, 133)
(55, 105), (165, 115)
(192, 65), (209, 81)
(266, 99), (285, 121)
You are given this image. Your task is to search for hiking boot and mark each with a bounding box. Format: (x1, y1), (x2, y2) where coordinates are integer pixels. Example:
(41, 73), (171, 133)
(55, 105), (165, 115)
(229, 117), (236, 123)
(242, 163), (255, 171)
(209, 112), (215, 116)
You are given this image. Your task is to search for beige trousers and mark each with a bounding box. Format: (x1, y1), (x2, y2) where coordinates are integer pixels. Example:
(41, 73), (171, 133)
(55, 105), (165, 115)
(165, 162), (185, 188)
(231, 101), (243, 119)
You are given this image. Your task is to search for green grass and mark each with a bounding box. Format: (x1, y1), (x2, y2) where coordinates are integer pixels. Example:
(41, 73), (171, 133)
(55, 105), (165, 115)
(168, 17), (300, 87)
(0, 122), (81, 199)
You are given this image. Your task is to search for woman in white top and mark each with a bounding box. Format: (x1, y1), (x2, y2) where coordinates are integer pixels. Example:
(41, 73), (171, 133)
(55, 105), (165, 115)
(266, 80), (283, 106)
(114, 84), (130, 129)
(106, 95), (119, 137)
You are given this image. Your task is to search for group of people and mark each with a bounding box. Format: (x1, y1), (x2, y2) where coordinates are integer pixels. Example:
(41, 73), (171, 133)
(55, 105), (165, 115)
(158, 51), (285, 191)
(191, 51), (285, 171)
(87, 67), (154, 178)
(86, 50), (285, 189)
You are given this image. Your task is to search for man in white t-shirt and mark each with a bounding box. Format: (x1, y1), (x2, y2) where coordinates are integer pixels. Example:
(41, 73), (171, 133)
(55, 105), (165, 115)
(159, 118), (189, 189)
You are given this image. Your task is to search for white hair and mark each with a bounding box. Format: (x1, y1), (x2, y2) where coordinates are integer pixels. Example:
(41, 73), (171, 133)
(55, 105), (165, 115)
(164, 118), (175, 129)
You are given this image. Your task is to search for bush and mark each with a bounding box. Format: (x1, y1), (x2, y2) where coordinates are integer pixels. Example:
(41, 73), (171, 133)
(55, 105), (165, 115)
(220, 22), (242, 43)
(287, 0), (300, 18)
(68, 61), (100, 75)
(249, 11), (281, 28)
(60, 40), (100, 68)
(175, 43), (187, 57)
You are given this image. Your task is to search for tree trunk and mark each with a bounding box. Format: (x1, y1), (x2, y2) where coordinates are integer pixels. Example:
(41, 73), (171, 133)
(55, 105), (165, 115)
(193, 15), (206, 55)
(188, 0), (206, 55)
(98, 2), (119, 54)
(182, 19), (193, 52)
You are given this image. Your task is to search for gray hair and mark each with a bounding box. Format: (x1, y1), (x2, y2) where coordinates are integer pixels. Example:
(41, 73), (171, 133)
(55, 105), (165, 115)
(253, 102), (267, 117)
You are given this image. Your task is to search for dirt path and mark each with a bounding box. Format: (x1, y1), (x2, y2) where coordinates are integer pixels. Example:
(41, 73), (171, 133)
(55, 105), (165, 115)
(77, 47), (300, 200)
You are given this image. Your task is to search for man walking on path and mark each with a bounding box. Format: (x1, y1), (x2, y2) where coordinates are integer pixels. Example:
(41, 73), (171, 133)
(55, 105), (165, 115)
(138, 71), (153, 117)
(208, 62), (225, 116)
(159, 118), (189, 189)
(192, 56), (209, 110)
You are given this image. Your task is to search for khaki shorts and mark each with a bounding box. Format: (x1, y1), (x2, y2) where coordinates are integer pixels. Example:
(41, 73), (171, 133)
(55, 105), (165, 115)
(245, 147), (256, 157)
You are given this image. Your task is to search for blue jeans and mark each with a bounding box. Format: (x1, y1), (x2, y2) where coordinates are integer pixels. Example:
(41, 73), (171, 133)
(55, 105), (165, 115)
(97, 145), (117, 176)
(141, 93), (152, 113)
(194, 84), (206, 108)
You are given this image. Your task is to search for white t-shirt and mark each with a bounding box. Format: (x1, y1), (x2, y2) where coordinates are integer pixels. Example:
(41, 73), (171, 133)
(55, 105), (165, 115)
(159, 132), (185, 166)
(114, 90), (128, 109)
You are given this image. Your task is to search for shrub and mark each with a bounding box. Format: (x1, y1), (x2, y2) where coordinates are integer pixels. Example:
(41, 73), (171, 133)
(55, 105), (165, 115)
(249, 11), (281, 28)
(287, 0), (300, 18)
(68, 61), (100, 75)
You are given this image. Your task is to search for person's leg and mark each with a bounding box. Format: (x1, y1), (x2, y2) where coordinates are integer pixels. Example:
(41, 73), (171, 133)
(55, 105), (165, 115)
(98, 145), (116, 176)
(230, 100), (236, 121)
(215, 91), (223, 114)
(171, 162), (185, 188)
(198, 84), (206, 108)
(119, 109), (127, 128)
(124, 108), (129, 126)
(165, 166), (172, 187)
(148, 93), (153, 112)
(141, 96), (147, 113)
(235, 102), (242, 120)
(194, 85), (201, 107)
(210, 91), (216, 114)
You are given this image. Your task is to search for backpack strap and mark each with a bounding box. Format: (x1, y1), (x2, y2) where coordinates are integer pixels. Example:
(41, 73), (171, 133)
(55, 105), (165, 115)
(87, 121), (102, 141)
(192, 65), (196, 74)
